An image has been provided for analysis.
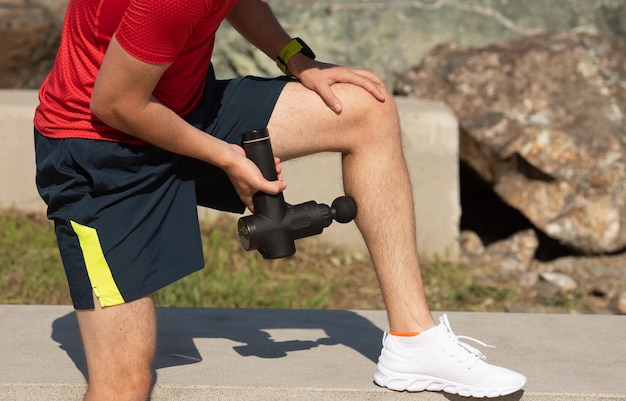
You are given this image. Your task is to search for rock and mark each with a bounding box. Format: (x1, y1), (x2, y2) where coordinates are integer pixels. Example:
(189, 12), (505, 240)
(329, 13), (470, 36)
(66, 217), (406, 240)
(539, 272), (578, 293)
(459, 230), (485, 261)
(395, 31), (626, 254)
(0, 0), (64, 88)
(610, 291), (626, 314)
(467, 229), (538, 283)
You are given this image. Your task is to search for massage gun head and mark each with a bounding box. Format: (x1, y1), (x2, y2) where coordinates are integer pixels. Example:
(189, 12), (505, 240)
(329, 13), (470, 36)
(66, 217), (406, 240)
(331, 196), (357, 224)
(238, 195), (357, 259)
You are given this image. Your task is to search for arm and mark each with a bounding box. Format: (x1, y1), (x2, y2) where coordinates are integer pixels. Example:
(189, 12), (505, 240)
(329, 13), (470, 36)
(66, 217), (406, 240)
(226, 0), (386, 113)
(90, 37), (286, 211)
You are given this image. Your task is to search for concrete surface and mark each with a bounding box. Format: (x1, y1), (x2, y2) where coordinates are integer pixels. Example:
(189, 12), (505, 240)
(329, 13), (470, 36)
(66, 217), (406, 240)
(0, 305), (624, 400)
(0, 89), (460, 260)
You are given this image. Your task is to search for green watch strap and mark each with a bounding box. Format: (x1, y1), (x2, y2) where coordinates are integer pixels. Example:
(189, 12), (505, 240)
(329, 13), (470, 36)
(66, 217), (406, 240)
(276, 38), (315, 77)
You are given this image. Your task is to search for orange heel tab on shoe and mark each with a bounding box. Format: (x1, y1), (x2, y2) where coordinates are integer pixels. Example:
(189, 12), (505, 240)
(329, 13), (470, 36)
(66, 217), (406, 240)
(389, 331), (420, 337)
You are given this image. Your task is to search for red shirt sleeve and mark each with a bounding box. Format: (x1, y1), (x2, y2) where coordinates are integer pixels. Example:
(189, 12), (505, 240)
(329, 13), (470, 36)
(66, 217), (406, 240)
(115, 0), (209, 64)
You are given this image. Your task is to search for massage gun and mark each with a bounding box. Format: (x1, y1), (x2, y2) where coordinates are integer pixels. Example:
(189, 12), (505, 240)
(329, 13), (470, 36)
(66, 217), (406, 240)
(237, 128), (357, 259)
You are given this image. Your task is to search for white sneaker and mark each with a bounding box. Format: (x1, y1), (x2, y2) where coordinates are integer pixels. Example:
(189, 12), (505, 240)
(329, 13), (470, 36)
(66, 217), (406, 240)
(374, 314), (526, 398)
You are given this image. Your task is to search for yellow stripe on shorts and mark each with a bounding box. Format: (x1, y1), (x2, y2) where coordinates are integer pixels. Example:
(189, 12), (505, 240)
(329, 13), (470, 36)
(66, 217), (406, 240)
(70, 220), (125, 307)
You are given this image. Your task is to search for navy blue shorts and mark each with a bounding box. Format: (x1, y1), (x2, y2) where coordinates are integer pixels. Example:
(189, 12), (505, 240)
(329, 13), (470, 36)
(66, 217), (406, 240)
(35, 70), (288, 309)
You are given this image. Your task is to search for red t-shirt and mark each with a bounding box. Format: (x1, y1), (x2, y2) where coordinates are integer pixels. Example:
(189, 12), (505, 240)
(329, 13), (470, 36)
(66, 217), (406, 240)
(34, 0), (237, 144)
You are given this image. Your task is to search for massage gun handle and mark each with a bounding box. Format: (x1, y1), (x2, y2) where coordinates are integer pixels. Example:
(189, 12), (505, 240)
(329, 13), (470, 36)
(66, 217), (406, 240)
(242, 129), (286, 221)
(242, 128), (278, 181)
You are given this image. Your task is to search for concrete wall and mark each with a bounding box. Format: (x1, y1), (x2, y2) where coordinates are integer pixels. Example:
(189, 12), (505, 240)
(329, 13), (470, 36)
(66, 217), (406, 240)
(0, 90), (460, 260)
(0, 90), (43, 211)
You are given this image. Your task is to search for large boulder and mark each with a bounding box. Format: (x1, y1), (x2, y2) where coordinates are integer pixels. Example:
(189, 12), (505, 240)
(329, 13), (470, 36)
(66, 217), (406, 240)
(395, 32), (626, 253)
(0, 0), (64, 88)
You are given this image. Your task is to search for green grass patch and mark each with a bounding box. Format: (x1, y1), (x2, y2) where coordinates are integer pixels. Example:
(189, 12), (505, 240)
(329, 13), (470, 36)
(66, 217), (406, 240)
(0, 210), (382, 309)
(0, 212), (69, 304)
(420, 256), (518, 312)
(1, 209), (524, 312)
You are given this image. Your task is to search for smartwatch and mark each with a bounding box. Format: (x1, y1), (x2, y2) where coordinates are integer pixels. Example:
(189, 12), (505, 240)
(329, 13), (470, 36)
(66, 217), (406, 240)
(276, 37), (316, 77)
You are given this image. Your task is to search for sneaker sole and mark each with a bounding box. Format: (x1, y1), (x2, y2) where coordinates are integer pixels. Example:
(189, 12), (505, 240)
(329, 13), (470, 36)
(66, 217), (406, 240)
(374, 370), (526, 398)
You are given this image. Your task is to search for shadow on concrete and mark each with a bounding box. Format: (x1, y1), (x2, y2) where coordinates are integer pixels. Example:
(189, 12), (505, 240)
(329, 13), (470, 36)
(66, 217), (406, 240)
(50, 311), (86, 377)
(51, 308), (384, 380)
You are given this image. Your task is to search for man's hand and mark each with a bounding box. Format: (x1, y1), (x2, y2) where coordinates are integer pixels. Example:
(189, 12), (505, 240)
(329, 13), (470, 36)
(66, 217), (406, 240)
(223, 144), (287, 212)
(288, 55), (387, 113)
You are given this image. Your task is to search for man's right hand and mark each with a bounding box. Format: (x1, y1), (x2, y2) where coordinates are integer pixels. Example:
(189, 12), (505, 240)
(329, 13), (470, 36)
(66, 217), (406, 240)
(223, 144), (287, 212)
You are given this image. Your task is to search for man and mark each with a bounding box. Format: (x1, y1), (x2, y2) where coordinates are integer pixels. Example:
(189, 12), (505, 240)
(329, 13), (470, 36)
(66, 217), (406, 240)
(34, 0), (526, 399)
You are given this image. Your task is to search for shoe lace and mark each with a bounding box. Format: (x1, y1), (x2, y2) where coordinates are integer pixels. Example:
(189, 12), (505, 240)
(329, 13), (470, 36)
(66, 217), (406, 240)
(440, 314), (495, 365)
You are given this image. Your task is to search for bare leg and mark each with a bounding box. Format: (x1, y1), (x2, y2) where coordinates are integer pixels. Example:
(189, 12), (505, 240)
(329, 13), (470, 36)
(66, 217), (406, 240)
(76, 294), (156, 401)
(268, 82), (435, 332)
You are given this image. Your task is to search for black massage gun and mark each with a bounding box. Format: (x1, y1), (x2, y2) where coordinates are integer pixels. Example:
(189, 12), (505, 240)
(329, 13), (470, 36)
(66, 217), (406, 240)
(237, 128), (357, 259)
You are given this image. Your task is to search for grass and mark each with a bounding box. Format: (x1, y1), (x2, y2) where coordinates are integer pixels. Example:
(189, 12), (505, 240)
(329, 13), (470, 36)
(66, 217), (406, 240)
(0, 210), (384, 309)
(0, 209), (523, 311)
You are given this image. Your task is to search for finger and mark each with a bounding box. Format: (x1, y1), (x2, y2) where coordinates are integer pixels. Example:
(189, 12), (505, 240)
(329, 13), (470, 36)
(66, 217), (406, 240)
(351, 68), (385, 85)
(317, 68), (385, 105)
(265, 179), (287, 194)
(245, 200), (254, 213)
(345, 71), (386, 102)
(315, 83), (343, 113)
(244, 180), (285, 210)
(274, 157), (283, 175)
(250, 172), (287, 196)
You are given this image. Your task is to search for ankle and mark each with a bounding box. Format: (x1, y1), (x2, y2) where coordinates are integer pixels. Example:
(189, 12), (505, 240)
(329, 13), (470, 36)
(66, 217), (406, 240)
(389, 316), (436, 334)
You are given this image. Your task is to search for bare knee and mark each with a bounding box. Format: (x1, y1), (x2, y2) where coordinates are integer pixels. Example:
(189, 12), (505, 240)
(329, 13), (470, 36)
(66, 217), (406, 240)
(347, 85), (402, 150)
(269, 82), (401, 158)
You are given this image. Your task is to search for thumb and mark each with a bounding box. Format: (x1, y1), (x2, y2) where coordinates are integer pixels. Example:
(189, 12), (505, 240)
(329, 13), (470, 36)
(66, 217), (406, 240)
(259, 178), (287, 195)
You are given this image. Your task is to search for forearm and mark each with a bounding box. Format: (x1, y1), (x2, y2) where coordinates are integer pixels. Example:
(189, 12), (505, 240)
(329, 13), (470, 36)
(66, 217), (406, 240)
(226, 0), (291, 61)
(96, 97), (237, 169)
(91, 37), (238, 170)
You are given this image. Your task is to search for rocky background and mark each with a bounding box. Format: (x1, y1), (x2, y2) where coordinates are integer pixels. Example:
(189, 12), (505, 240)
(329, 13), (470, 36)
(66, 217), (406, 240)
(2, 0), (626, 314)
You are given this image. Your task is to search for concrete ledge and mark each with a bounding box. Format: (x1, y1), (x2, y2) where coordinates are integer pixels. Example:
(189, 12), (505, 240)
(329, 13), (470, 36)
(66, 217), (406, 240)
(266, 97), (460, 258)
(0, 89), (459, 259)
(1, 305), (624, 400)
(0, 90), (43, 212)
